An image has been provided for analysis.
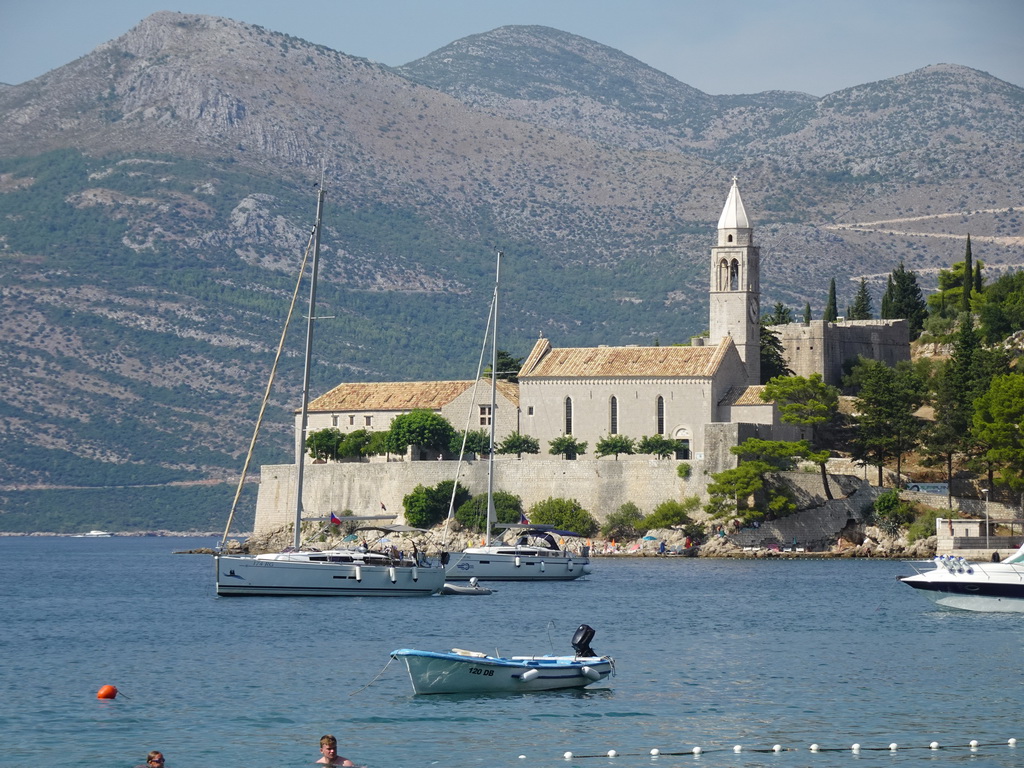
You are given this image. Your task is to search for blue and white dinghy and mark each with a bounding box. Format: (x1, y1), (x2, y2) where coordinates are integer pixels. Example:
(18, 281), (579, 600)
(391, 624), (613, 694)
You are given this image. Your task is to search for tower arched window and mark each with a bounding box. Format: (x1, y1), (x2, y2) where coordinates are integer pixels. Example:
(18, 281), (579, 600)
(564, 397), (573, 435)
(718, 258), (730, 291)
(656, 396), (665, 435)
(610, 396), (618, 435)
(727, 234), (734, 243)
(729, 259), (740, 290)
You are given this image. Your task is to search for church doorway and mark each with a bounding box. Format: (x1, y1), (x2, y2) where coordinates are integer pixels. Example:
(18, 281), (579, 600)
(673, 427), (692, 460)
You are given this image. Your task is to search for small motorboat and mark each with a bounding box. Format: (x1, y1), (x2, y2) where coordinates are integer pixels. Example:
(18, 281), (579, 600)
(440, 577), (494, 595)
(391, 624), (613, 694)
(900, 543), (1024, 612)
(74, 530), (114, 537)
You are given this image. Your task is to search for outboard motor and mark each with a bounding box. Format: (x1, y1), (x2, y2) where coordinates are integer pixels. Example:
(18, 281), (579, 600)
(571, 624), (597, 657)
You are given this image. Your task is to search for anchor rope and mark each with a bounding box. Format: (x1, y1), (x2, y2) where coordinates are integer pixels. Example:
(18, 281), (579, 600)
(349, 655), (397, 697)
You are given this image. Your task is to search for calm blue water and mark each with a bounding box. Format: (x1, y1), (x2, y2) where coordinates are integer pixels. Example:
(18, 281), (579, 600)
(1, 537), (1021, 768)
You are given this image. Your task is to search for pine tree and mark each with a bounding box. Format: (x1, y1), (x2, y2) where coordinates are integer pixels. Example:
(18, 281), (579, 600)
(880, 262), (927, 340)
(962, 234), (973, 312)
(824, 278), (838, 322)
(769, 301), (793, 325)
(759, 322), (793, 383)
(803, 302), (811, 324)
(848, 278), (873, 320)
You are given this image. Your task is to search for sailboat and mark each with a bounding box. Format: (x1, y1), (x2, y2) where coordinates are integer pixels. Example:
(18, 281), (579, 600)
(442, 251), (592, 582)
(214, 183), (445, 597)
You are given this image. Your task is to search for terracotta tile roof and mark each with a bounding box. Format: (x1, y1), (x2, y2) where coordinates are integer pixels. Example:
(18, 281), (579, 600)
(309, 379), (518, 411)
(719, 385), (771, 407)
(518, 337), (733, 379)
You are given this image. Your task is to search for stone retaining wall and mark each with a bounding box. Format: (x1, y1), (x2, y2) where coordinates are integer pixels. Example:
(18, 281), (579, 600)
(254, 457), (707, 535)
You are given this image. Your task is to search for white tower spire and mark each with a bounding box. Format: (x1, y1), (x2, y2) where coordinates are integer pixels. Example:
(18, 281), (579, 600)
(708, 178), (760, 385)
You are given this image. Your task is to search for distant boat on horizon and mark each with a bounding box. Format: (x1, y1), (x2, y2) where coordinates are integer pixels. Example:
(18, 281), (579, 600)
(74, 530), (115, 538)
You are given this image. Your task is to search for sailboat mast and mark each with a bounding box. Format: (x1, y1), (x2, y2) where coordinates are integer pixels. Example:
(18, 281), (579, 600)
(293, 185), (326, 549)
(486, 251), (502, 545)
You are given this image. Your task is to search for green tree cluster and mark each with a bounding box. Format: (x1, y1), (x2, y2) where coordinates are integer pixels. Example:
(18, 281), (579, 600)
(526, 497), (598, 536)
(848, 359), (926, 486)
(403, 480), (470, 529)
(387, 410), (457, 456)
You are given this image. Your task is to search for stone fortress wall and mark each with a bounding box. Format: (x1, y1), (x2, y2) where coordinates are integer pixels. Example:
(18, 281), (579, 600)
(772, 319), (910, 385)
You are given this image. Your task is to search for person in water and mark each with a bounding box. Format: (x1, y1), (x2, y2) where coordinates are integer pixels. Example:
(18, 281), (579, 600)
(316, 734), (355, 766)
(134, 751), (164, 768)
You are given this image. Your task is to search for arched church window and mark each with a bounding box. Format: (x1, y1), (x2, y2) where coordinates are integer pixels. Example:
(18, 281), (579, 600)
(564, 397), (573, 435)
(718, 259), (729, 291)
(729, 259), (739, 291)
(727, 234), (734, 243)
(656, 396), (665, 435)
(609, 396), (618, 435)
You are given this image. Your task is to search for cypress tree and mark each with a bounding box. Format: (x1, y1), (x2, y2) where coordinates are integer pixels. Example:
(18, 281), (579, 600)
(824, 278), (838, 322)
(962, 234), (973, 312)
(803, 302), (811, 324)
(974, 261), (983, 294)
(880, 276), (894, 318)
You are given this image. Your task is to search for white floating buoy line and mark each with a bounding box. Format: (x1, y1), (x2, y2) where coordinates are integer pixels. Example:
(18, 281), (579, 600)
(557, 736), (1019, 759)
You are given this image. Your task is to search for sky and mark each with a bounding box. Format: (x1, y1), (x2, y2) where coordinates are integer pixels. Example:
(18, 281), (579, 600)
(1, 0), (1022, 94)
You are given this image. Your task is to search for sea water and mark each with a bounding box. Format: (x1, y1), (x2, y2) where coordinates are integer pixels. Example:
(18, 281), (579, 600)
(1, 536), (1021, 768)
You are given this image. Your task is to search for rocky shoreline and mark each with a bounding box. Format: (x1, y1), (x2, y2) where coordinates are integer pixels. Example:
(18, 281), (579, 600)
(0, 530), (233, 537)
(213, 523), (937, 560)
(0, 525), (940, 560)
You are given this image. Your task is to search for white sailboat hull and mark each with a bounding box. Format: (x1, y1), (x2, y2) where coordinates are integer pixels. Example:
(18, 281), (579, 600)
(215, 553), (446, 597)
(445, 548), (591, 581)
(391, 649), (613, 694)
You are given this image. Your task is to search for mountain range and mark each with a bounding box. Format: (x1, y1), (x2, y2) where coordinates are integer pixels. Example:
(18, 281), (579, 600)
(0, 12), (1021, 532)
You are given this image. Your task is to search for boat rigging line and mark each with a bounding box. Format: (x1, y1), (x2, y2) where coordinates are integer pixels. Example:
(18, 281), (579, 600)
(218, 214), (320, 552)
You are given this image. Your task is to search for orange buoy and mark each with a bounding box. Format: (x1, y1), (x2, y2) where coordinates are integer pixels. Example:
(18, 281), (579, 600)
(96, 685), (118, 699)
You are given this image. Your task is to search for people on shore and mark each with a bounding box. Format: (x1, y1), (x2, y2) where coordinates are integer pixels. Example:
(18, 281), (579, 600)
(316, 734), (355, 766)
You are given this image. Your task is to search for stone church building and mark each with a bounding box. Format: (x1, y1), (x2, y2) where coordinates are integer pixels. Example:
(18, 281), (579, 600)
(303, 179), (779, 462)
(253, 180), (910, 533)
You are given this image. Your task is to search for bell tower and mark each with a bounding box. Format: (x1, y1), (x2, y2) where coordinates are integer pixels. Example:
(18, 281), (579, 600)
(709, 178), (760, 385)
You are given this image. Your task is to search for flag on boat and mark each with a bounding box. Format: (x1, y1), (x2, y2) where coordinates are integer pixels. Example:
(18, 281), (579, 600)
(330, 512), (342, 526)
(519, 512), (530, 524)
